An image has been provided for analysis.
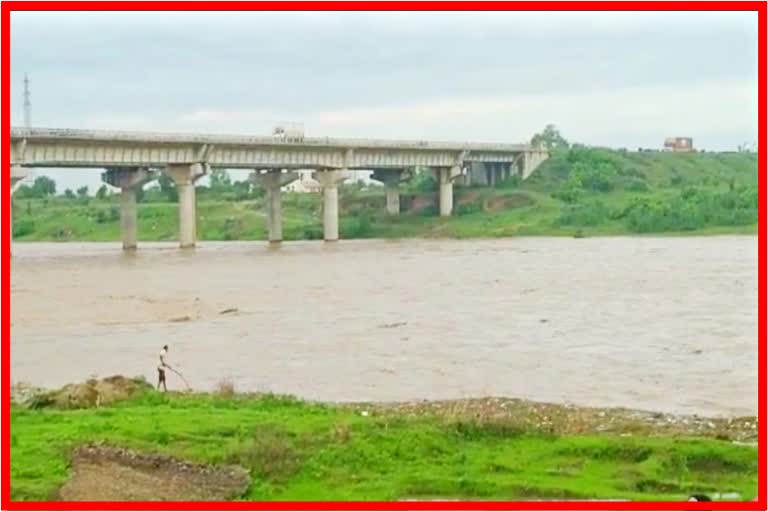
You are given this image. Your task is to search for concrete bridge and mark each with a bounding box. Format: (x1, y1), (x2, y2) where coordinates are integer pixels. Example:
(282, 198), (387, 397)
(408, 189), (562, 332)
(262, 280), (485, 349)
(9, 127), (548, 250)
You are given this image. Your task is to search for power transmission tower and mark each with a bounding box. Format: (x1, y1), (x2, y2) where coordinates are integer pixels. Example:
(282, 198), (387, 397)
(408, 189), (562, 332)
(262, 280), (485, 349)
(23, 73), (31, 128)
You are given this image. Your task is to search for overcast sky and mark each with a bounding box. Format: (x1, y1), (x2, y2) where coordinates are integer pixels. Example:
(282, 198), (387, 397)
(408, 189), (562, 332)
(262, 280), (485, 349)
(10, 11), (759, 191)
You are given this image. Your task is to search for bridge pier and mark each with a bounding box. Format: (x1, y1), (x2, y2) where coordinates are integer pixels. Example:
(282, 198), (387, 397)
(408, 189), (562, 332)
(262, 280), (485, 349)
(10, 165), (29, 256)
(435, 165), (462, 217)
(313, 170), (345, 241)
(371, 168), (411, 215)
(250, 170), (299, 243)
(102, 167), (155, 251)
(164, 164), (206, 248)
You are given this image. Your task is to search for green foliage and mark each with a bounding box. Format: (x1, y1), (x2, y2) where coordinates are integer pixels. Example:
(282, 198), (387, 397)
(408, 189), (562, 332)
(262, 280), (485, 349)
(623, 186), (758, 233)
(209, 169), (232, 191)
(157, 174), (178, 203)
(557, 200), (610, 227)
(341, 214), (374, 238)
(15, 176), (57, 199)
(9, 395), (758, 502)
(13, 218), (35, 238)
(8, 148), (759, 241)
(531, 124), (569, 151)
(455, 202), (483, 216)
(95, 185), (108, 200)
(409, 168), (437, 192)
(624, 177), (650, 193)
(34, 176), (57, 197)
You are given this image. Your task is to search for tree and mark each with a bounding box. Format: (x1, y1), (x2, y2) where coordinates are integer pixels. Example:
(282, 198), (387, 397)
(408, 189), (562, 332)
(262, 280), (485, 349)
(158, 174), (178, 202)
(95, 185), (108, 200)
(64, 188), (76, 199)
(31, 176), (56, 197)
(209, 168), (232, 191)
(76, 186), (89, 198)
(531, 124), (569, 151)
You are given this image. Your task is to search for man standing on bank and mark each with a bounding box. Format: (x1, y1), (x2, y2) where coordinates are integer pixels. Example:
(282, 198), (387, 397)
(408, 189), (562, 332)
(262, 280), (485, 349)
(157, 344), (170, 392)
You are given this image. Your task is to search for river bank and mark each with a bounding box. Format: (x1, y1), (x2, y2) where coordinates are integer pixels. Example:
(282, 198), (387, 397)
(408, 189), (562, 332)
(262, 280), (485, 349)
(9, 378), (759, 502)
(11, 148), (758, 242)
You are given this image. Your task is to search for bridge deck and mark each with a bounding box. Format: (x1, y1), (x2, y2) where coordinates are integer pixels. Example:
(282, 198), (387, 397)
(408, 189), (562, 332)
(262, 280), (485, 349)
(10, 127), (532, 153)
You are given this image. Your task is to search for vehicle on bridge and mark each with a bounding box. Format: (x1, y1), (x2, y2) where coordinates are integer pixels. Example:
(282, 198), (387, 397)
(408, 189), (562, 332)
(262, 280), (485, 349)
(272, 122), (305, 142)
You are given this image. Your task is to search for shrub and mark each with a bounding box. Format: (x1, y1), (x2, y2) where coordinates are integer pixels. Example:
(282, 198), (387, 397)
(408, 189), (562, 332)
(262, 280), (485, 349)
(13, 218), (35, 238)
(341, 214), (373, 238)
(624, 177), (650, 192)
(214, 377), (236, 398)
(456, 202), (482, 216)
(557, 200), (609, 227)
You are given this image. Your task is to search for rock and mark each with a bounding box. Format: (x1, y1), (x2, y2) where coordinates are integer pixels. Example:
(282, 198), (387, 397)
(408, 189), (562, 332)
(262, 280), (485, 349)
(378, 322), (407, 329)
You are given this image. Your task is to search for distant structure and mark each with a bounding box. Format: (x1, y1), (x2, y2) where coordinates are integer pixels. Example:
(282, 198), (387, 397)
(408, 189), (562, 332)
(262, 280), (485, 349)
(282, 169), (375, 193)
(23, 73), (31, 128)
(664, 137), (693, 152)
(272, 122), (304, 142)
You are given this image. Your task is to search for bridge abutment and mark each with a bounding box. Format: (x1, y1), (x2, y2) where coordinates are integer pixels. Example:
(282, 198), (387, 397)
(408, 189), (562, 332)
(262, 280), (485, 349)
(164, 164), (206, 248)
(250, 170), (299, 243)
(313, 170), (345, 241)
(521, 150), (549, 179)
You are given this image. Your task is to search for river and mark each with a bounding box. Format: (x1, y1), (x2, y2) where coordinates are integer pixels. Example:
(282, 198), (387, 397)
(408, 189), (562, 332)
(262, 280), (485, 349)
(10, 236), (758, 417)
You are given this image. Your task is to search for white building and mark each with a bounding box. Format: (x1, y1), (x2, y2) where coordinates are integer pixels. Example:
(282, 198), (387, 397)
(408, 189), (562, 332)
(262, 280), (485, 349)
(282, 169), (377, 193)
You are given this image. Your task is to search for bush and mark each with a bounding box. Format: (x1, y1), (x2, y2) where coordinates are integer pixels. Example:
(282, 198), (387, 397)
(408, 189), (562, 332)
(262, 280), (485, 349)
(410, 170), (437, 192)
(214, 378), (236, 398)
(456, 202), (482, 216)
(227, 425), (303, 482)
(624, 177), (650, 192)
(498, 175), (521, 189)
(552, 177), (583, 203)
(13, 218), (35, 238)
(623, 186), (757, 233)
(557, 200), (609, 227)
(301, 223), (323, 240)
(341, 214), (373, 238)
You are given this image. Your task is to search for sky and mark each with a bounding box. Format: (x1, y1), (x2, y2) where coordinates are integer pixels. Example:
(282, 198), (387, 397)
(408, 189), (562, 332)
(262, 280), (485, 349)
(10, 10), (760, 192)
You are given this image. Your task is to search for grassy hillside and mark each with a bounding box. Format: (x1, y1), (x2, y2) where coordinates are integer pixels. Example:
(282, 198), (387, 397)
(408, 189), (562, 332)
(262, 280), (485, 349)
(11, 148), (758, 242)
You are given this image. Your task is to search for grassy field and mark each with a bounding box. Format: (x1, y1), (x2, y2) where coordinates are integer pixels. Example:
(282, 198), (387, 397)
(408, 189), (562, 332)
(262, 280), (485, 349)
(11, 149), (758, 242)
(10, 390), (758, 502)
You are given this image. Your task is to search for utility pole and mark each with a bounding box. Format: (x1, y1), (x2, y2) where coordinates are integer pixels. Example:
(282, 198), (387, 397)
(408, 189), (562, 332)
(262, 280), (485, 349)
(23, 73), (31, 128)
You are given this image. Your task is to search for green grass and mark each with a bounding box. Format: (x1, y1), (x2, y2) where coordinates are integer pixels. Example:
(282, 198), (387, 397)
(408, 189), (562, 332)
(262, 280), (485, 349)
(10, 393), (758, 502)
(11, 149), (758, 242)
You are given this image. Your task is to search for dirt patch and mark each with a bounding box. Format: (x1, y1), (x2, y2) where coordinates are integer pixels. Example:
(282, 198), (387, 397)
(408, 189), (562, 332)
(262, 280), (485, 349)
(345, 397), (758, 442)
(456, 191), (480, 206)
(484, 193), (534, 212)
(24, 375), (152, 409)
(408, 196), (435, 213)
(58, 444), (250, 501)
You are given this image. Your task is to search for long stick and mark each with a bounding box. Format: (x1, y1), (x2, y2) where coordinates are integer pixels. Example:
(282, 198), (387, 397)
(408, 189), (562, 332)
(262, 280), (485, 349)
(167, 366), (192, 391)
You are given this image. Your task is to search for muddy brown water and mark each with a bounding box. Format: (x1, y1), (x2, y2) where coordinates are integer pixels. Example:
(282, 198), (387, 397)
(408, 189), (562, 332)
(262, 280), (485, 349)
(10, 237), (757, 417)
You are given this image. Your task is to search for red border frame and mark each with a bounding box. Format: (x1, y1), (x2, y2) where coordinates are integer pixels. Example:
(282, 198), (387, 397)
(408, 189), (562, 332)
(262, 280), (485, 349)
(1, 2), (765, 510)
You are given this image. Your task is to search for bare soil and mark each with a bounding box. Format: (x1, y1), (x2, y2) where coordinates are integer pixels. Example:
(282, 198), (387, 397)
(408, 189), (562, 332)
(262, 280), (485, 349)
(18, 375), (153, 409)
(57, 444), (250, 501)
